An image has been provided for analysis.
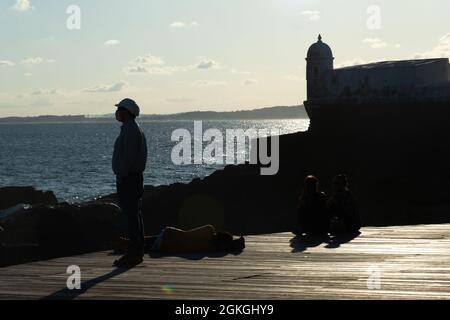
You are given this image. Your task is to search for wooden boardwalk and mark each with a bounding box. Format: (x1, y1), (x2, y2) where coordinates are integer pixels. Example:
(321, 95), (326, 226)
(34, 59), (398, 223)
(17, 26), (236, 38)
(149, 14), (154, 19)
(2, 224), (450, 300)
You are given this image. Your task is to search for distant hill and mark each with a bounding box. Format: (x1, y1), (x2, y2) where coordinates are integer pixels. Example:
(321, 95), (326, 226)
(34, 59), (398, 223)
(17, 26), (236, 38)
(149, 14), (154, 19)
(0, 105), (308, 123)
(0, 115), (88, 123)
(141, 106), (307, 120)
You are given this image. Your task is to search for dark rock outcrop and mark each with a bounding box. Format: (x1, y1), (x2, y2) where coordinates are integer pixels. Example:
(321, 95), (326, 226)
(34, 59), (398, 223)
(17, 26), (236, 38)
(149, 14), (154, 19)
(0, 186), (58, 210)
(0, 201), (121, 267)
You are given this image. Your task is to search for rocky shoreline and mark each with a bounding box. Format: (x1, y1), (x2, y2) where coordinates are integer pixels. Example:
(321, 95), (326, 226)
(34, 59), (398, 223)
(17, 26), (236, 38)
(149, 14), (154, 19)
(2, 121), (450, 267)
(0, 187), (122, 267)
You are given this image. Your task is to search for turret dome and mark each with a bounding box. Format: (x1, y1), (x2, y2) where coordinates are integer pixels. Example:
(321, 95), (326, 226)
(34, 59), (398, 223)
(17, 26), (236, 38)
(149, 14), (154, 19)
(307, 34), (333, 59)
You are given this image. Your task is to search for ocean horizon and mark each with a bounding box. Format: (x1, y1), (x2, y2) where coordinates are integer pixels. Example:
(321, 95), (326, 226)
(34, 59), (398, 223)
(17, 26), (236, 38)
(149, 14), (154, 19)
(0, 119), (309, 203)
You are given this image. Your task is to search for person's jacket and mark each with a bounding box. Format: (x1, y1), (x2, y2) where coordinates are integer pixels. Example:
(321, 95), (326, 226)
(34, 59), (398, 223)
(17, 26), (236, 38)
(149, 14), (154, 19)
(328, 190), (361, 231)
(112, 119), (147, 178)
(297, 191), (329, 234)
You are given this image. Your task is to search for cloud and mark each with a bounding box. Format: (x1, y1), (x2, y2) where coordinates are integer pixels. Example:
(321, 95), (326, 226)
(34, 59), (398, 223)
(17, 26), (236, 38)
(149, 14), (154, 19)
(125, 65), (184, 75)
(131, 53), (165, 66)
(197, 59), (218, 70)
(125, 65), (148, 74)
(192, 80), (227, 87)
(242, 79), (258, 86)
(12, 0), (32, 11)
(24, 72), (33, 77)
(170, 22), (186, 28)
(84, 81), (128, 93)
(22, 57), (44, 64)
(22, 57), (55, 64)
(362, 38), (387, 49)
(125, 53), (232, 76)
(170, 21), (199, 28)
(29, 89), (57, 96)
(0, 60), (15, 67)
(301, 10), (320, 21)
(104, 40), (120, 47)
(412, 33), (450, 59)
(125, 53), (190, 75)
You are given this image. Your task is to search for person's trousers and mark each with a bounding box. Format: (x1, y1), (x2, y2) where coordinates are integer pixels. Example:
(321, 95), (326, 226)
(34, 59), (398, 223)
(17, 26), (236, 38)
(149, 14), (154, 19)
(116, 173), (145, 257)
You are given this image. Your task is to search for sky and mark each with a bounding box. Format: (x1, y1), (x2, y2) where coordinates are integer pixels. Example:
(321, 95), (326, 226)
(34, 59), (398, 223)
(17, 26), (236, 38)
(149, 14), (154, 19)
(0, 0), (449, 117)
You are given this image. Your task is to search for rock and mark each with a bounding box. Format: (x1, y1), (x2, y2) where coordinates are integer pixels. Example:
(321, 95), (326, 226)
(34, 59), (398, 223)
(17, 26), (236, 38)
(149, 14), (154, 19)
(0, 201), (122, 266)
(0, 187), (58, 210)
(0, 244), (40, 268)
(0, 204), (32, 221)
(0, 225), (4, 267)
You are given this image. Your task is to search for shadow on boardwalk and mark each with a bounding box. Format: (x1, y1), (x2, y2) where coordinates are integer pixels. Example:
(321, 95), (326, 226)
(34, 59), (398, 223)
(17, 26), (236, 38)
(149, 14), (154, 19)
(147, 251), (243, 261)
(42, 267), (131, 300)
(290, 232), (360, 253)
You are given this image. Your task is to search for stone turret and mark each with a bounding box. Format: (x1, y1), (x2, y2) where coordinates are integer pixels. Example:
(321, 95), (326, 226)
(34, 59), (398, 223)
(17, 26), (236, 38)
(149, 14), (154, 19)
(306, 34), (334, 99)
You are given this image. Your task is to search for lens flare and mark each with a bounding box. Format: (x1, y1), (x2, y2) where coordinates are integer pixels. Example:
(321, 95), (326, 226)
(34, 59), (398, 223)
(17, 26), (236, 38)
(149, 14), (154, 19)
(160, 284), (174, 294)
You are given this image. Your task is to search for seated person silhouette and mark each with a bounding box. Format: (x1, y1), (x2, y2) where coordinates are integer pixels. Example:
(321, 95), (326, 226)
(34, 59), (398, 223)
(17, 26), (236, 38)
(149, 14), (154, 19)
(295, 175), (329, 236)
(115, 225), (245, 255)
(328, 174), (361, 235)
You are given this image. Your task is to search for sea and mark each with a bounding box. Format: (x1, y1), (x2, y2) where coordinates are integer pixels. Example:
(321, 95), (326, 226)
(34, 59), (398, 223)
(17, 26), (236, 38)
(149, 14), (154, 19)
(0, 119), (309, 203)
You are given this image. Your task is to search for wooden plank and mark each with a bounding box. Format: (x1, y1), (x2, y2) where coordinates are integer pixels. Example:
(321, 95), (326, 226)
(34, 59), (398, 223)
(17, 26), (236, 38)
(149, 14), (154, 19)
(1, 224), (450, 299)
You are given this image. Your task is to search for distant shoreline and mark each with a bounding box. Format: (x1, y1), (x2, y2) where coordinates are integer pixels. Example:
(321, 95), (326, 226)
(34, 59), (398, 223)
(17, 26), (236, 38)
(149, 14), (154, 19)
(0, 105), (308, 124)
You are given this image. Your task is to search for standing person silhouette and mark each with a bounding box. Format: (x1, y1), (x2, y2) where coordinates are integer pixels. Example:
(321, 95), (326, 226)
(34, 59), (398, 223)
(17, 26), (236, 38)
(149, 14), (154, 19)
(112, 98), (148, 267)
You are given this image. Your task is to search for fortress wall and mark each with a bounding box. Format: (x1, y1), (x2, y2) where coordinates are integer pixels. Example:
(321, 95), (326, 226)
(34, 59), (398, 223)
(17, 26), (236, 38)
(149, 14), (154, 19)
(366, 67), (415, 89)
(332, 67), (416, 97)
(311, 55), (450, 100)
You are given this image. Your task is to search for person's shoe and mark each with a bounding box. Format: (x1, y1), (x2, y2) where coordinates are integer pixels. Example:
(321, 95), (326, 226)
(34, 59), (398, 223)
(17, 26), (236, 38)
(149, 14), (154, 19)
(113, 254), (143, 268)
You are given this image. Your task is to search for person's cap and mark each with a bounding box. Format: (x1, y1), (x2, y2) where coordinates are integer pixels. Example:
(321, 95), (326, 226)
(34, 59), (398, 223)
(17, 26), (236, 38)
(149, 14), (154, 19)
(115, 98), (140, 117)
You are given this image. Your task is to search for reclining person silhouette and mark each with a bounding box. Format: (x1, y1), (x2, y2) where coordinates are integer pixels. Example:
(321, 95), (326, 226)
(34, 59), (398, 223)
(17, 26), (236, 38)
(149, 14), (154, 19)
(328, 174), (361, 235)
(115, 225), (245, 256)
(295, 175), (330, 236)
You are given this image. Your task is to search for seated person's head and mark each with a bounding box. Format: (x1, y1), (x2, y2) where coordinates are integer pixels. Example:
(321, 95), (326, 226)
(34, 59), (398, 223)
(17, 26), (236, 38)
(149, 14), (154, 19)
(333, 174), (348, 192)
(211, 232), (245, 252)
(304, 175), (319, 194)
